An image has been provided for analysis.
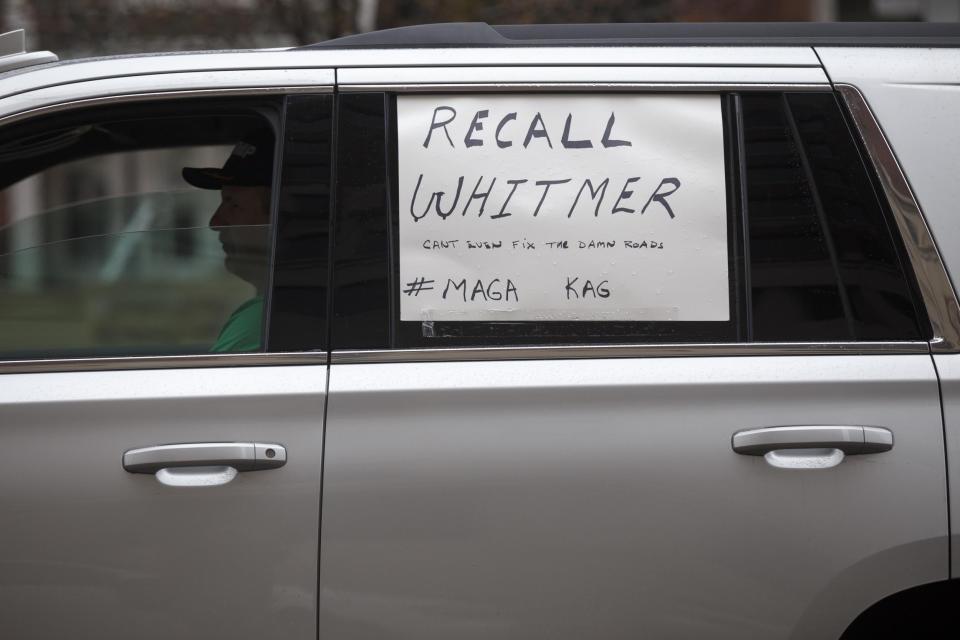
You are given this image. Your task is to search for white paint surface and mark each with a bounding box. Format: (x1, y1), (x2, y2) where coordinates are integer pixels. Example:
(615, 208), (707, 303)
(397, 94), (729, 322)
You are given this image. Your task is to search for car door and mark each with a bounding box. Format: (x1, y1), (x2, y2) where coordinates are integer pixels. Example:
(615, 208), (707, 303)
(317, 57), (950, 640)
(0, 69), (332, 638)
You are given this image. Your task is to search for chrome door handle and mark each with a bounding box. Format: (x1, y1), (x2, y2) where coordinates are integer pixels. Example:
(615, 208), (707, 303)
(123, 442), (286, 474)
(732, 425), (893, 456)
(732, 426), (892, 469)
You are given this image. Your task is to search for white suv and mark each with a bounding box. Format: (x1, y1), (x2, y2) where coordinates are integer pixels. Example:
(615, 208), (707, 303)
(0, 22), (958, 640)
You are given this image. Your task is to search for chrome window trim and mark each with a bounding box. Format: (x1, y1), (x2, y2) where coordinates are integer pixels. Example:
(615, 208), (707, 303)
(0, 352), (327, 375)
(339, 82), (832, 93)
(336, 65), (828, 87)
(837, 83), (960, 353)
(0, 84), (332, 129)
(330, 342), (928, 364)
(0, 48), (820, 97)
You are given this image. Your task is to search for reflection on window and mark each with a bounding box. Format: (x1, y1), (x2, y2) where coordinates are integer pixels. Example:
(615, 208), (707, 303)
(0, 227), (260, 357)
(0, 115), (274, 359)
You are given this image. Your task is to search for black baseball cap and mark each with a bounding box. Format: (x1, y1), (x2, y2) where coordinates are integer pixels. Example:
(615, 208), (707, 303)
(182, 127), (275, 190)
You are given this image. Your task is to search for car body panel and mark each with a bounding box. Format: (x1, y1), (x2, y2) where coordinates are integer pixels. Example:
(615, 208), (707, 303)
(0, 365), (327, 639)
(931, 353), (960, 577)
(319, 355), (946, 640)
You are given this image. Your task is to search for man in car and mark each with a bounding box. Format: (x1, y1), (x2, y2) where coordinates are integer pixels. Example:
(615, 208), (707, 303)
(182, 127), (274, 352)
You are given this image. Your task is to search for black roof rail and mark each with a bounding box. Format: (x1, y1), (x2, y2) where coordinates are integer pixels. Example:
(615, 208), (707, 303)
(305, 21), (960, 49)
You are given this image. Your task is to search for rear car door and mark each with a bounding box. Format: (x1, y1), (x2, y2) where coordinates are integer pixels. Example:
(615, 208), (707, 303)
(318, 55), (950, 639)
(0, 66), (332, 638)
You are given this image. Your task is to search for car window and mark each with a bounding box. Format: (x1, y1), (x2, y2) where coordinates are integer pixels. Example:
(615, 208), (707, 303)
(742, 92), (926, 342)
(0, 103), (280, 359)
(265, 94), (334, 353)
(329, 90), (928, 350)
(331, 92), (746, 349)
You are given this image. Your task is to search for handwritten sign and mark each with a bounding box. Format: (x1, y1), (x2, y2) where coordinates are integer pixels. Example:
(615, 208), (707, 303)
(398, 94), (728, 322)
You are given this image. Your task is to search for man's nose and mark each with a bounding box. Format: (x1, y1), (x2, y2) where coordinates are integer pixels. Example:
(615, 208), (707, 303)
(209, 202), (226, 228)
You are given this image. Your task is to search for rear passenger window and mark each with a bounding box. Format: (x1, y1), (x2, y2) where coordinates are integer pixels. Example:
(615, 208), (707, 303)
(330, 90), (928, 350)
(0, 100), (281, 359)
(333, 93), (746, 349)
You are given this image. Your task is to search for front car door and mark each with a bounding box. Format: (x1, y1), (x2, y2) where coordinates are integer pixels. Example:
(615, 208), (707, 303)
(0, 60), (332, 638)
(318, 51), (949, 639)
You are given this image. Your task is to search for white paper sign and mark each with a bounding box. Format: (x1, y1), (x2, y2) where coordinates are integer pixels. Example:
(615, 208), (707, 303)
(397, 94), (728, 322)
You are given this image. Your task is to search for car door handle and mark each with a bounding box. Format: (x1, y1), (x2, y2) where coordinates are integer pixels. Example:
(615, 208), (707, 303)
(732, 426), (893, 469)
(123, 442), (286, 486)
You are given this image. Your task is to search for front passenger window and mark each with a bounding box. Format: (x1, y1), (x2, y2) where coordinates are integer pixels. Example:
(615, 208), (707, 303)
(0, 102), (280, 359)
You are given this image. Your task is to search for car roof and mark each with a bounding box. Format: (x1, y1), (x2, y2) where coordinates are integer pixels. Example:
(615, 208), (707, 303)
(307, 21), (960, 49)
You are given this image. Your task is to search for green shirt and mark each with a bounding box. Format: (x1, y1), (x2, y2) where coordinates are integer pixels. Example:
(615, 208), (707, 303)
(210, 297), (263, 353)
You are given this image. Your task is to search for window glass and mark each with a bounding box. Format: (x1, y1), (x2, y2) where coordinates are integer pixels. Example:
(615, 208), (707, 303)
(740, 93), (848, 341)
(0, 105), (279, 359)
(786, 92), (925, 340)
(741, 93), (926, 342)
(329, 92), (393, 350)
(332, 93), (744, 349)
(266, 94), (333, 353)
(332, 90), (927, 350)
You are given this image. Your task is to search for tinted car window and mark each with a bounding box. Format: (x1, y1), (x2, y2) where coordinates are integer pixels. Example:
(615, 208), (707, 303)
(741, 92), (925, 342)
(329, 92), (393, 350)
(266, 94), (333, 353)
(0, 102), (281, 359)
(786, 92), (926, 340)
(740, 93), (849, 341)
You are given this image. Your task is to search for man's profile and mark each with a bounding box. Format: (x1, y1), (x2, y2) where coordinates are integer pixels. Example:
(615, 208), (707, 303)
(182, 127), (274, 352)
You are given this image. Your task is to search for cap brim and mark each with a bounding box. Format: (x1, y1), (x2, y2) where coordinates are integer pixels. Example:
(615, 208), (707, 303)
(182, 167), (237, 190)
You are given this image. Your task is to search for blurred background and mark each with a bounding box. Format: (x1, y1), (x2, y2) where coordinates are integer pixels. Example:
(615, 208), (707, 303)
(2, 0), (960, 59)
